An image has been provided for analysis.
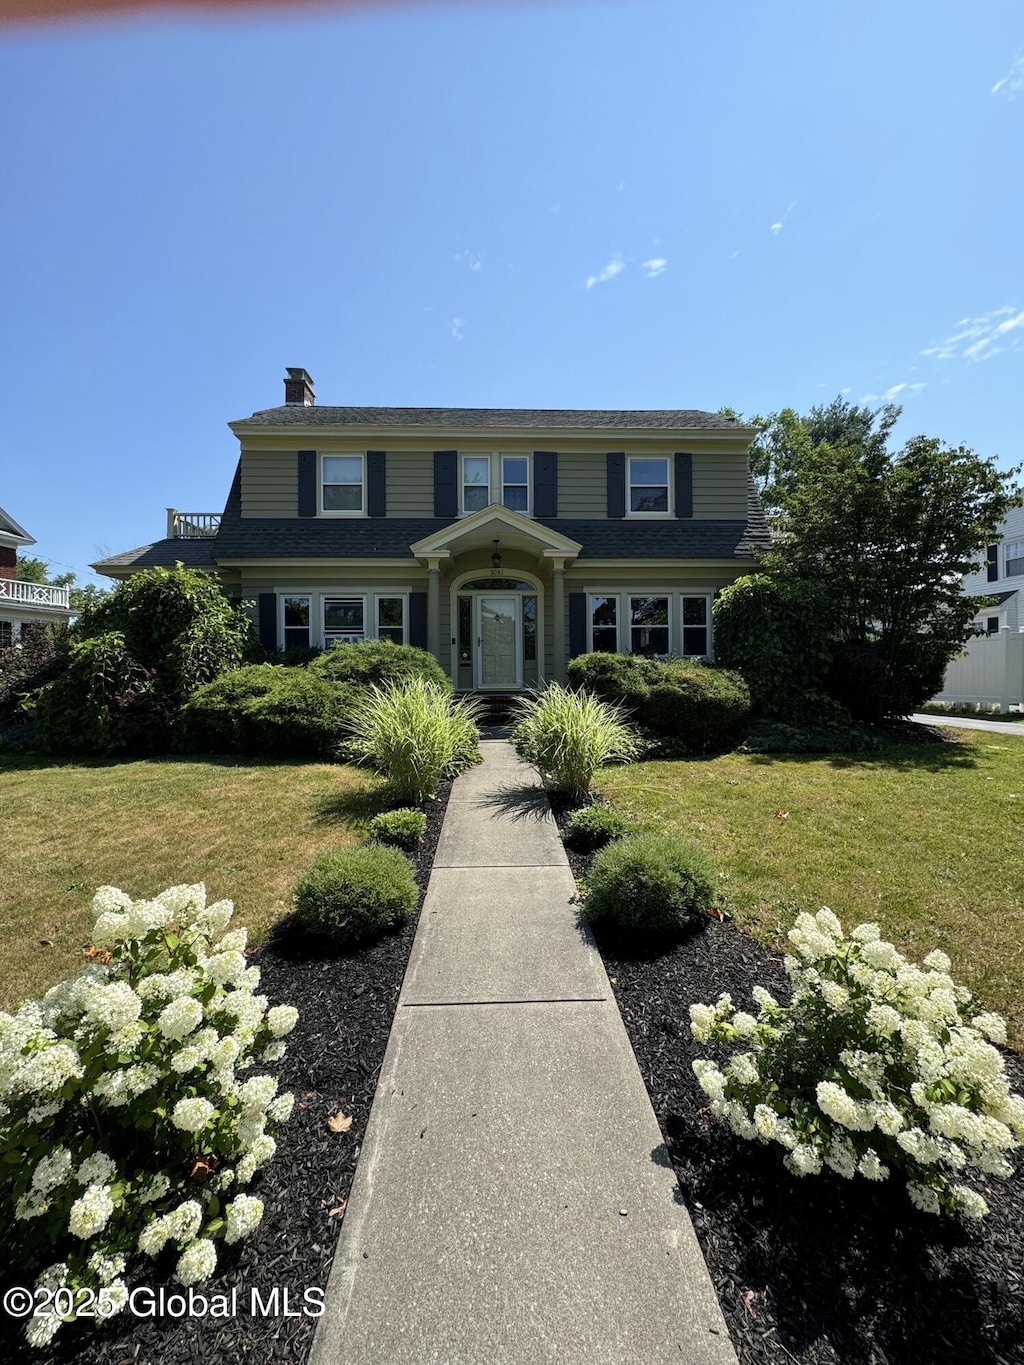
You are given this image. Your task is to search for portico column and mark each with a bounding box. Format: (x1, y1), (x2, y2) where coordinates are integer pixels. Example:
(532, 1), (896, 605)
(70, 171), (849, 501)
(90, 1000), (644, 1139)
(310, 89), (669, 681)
(426, 557), (442, 661)
(550, 557), (566, 684)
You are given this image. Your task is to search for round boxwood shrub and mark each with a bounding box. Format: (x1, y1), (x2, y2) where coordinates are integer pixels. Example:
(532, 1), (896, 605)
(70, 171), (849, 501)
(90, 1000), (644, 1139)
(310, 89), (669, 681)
(583, 833), (717, 937)
(308, 640), (450, 692)
(179, 664), (355, 758)
(368, 807), (428, 851)
(563, 803), (634, 851)
(292, 844), (419, 946)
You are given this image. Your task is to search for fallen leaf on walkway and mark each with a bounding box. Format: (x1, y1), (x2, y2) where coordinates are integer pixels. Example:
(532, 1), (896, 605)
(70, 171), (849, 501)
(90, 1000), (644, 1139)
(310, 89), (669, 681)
(328, 1111), (353, 1133)
(744, 1290), (757, 1318)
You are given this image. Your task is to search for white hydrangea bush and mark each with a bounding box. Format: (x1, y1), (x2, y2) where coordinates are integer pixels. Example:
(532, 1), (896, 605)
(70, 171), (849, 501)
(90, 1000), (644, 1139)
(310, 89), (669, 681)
(0, 884), (299, 1348)
(690, 908), (1024, 1221)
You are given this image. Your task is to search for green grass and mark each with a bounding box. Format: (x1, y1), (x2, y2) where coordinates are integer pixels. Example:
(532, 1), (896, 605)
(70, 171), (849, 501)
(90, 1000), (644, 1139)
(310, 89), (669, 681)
(917, 702), (1024, 723)
(596, 730), (1024, 1048)
(0, 754), (382, 1011)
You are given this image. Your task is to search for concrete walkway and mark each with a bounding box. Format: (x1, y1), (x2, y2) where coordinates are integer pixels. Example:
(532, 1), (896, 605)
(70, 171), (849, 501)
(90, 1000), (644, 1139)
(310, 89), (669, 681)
(910, 712), (1024, 736)
(310, 740), (737, 1365)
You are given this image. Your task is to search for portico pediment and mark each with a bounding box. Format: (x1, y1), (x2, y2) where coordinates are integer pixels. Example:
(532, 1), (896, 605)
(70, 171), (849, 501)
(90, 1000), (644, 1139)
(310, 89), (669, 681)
(409, 504), (582, 564)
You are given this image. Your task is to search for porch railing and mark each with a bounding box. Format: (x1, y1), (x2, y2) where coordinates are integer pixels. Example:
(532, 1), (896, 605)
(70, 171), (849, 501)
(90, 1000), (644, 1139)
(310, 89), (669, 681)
(0, 579), (71, 609)
(166, 509), (221, 539)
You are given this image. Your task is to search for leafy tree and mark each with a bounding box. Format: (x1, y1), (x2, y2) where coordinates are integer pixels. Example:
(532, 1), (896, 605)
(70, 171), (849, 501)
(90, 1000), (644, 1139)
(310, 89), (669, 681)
(14, 554), (109, 611)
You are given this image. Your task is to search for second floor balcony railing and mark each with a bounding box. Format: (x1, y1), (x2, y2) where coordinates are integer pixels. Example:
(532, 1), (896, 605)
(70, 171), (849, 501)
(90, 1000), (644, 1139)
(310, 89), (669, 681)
(166, 509), (222, 539)
(0, 579), (71, 609)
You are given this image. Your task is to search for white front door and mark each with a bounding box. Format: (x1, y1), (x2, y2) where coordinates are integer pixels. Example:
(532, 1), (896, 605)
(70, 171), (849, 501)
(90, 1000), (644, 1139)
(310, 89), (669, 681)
(477, 595), (520, 686)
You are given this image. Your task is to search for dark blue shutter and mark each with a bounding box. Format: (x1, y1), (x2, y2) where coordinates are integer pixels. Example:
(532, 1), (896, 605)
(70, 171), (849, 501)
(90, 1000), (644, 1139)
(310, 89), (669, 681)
(606, 452), (626, 519)
(674, 452), (693, 518)
(987, 545), (999, 583)
(568, 592), (587, 658)
(297, 450), (317, 518)
(409, 592), (428, 649)
(258, 593), (277, 650)
(434, 451), (458, 518)
(534, 451), (558, 518)
(367, 450), (386, 518)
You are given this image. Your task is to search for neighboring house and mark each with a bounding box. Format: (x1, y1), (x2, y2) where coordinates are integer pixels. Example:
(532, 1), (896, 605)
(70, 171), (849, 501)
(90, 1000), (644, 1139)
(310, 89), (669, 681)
(0, 505), (74, 646)
(931, 506), (1024, 712)
(93, 369), (770, 690)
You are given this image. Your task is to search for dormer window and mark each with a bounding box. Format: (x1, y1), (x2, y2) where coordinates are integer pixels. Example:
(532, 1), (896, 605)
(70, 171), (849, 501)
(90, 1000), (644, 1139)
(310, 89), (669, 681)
(627, 457), (669, 515)
(322, 456), (364, 515)
(462, 457), (490, 513)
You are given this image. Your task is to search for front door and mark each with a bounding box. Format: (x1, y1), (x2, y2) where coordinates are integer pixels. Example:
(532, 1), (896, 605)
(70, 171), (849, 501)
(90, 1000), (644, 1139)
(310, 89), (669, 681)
(477, 595), (520, 686)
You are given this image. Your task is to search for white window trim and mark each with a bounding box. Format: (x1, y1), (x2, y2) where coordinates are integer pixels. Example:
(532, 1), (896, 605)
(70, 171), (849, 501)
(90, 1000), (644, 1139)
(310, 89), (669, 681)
(374, 593), (408, 644)
(627, 594), (673, 657)
(320, 453), (367, 518)
(625, 455), (672, 519)
(587, 592), (621, 653)
(679, 593), (713, 659)
(501, 454), (532, 516)
(279, 592), (314, 650)
(1005, 540), (1024, 578)
(322, 593), (369, 645)
(460, 454), (492, 516)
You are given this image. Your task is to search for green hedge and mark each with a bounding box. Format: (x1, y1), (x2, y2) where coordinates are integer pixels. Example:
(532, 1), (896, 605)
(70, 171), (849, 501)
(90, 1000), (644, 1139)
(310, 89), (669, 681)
(583, 832), (717, 937)
(292, 844), (419, 946)
(308, 640), (450, 691)
(179, 664), (355, 758)
(568, 653), (750, 753)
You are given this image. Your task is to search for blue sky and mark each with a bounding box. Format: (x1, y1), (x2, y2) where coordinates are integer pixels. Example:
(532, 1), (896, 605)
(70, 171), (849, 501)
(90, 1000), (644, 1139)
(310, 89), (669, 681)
(1, 0), (1022, 586)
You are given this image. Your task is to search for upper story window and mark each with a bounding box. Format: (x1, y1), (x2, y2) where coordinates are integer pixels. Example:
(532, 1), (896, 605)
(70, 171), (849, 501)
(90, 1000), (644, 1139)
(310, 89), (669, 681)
(627, 457), (669, 515)
(502, 456), (530, 514)
(462, 456), (490, 513)
(322, 455), (364, 515)
(1006, 541), (1024, 577)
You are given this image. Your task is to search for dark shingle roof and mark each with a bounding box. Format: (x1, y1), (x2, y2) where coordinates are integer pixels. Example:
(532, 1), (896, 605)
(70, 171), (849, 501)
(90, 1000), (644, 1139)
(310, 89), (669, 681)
(92, 539), (218, 571)
(236, 406), (744, 432)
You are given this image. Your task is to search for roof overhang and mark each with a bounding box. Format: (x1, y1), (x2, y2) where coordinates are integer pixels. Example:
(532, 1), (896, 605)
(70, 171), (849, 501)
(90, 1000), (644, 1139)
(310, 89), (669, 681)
(409, 505), (583, 565)
(0, 503), (35, 549)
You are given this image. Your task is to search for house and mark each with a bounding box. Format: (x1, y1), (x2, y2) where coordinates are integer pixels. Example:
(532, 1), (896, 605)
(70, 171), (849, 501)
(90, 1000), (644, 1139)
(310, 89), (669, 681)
(930, 506), (1024, 712)
(0, 505), (74, 646)
(93, 369), (770, 689)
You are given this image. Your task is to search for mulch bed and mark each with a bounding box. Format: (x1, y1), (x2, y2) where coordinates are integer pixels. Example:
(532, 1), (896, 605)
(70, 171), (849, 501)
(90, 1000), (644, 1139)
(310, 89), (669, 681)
(1, 781), (451, 1365)
(559, 811), (1024, 1365)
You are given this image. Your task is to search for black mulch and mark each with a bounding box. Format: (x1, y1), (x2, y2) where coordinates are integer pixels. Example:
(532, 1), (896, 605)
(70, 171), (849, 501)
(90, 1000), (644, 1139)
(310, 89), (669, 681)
(2, 781), (452, 1365)
(566, 800), (1024, 1365)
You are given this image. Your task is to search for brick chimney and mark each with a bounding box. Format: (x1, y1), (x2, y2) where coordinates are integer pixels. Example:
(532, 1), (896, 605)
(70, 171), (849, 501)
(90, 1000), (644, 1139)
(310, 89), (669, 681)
(284, 367), (315, 406)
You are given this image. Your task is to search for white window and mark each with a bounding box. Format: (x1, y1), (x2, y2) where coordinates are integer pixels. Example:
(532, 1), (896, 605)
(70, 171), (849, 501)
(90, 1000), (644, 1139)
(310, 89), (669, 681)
(502, 456), (530, 514)
(1006, 541), (1024, 578)
(629, 596), (670, 657)
(321, 455), (364, 515)
(376, 595), (406, 645)
(462, 456), (490, 513)
(590, 595), (619, 653)
(282, 596), (311, 650)
(627, 457), (669, 515)
(681, 596), (711, 657)
(323, 596), (366, 644)
(0, 620), (15, 649)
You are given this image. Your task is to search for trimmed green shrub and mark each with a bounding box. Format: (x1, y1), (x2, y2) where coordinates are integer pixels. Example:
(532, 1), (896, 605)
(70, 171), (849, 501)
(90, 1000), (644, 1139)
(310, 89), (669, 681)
(180, 664), (355, 758)
(344, 679), (482, 802)
(309, 639), (450, 691)
(568, 653), (750, 753)
(583, 833), (717, 936)
(292, 844), (419, 945)
(510, 684), (640, 804)
(368, 807), (428, 851)
(563, 803), (635, 850)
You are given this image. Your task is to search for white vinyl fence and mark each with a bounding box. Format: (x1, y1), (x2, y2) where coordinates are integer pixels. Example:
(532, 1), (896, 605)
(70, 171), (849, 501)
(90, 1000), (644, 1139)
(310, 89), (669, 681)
(932, 629), (1024, 713)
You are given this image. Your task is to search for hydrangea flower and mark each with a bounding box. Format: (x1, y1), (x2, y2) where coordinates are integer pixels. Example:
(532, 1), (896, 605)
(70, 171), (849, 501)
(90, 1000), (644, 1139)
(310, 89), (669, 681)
(176, 1238), (218, 1286)
(171, 1097), (216, 1134)
(224, 1193), (264, 1245)
(68, 1184), (115, 1239)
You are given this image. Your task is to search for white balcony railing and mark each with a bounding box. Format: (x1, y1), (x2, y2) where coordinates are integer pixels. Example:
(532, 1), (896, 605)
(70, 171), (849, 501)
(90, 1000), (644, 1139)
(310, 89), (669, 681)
(166, 509), (221, 539)
(0, 579), (71, 610)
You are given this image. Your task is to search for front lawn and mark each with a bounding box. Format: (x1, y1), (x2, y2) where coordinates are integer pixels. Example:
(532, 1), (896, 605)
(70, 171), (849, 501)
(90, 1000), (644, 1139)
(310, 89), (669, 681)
(597, 729), (1024, 1047)
(0, 754), (381, 1010)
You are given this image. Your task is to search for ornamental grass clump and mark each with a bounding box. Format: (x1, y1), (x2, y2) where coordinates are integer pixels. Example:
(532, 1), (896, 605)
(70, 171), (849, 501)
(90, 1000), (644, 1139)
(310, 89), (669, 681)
(343, 678), (482, 803)
(510, 683), (639, 804)
(690, 908), (1024, 1220)
(0, 884), (298, 1348)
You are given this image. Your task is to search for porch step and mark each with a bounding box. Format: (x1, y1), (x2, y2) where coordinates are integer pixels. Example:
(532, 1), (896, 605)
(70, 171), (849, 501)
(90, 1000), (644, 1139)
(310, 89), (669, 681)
(463, 692), (519, 725)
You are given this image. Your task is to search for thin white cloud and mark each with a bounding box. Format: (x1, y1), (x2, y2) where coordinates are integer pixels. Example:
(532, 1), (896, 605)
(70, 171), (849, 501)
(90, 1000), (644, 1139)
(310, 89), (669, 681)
(858, 381), (925, 402)
(451, 317), (465, 342)
(920, 305), (1024, 362)
(770, 222), (783, 235)
(770, 199), (797, 236)
(992, 53), (1024, 99)
(585, 254), (626, 289)
(641, 258), (667, 278)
